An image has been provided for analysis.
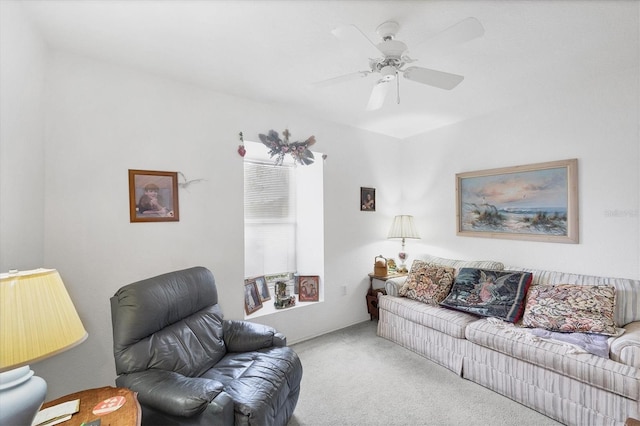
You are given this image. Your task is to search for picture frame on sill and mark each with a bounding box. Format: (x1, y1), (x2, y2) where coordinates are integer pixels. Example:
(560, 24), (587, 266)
(298, 275), (320, 302)
(360, 187), (375, 211)
(129, 169), (179, 222)
(456, 158), (578, 243)
(254, 275), (271, 302)
(244, 279), (263, 315)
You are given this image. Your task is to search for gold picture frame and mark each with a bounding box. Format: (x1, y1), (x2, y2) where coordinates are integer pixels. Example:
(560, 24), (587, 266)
(456, 159), (578, 243)
(129, 169), (179, 222)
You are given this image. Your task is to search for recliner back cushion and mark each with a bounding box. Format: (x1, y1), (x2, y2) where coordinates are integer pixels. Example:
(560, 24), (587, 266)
(111, 267), (227, 377)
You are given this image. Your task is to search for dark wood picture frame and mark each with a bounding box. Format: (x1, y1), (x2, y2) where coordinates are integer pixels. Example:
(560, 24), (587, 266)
(254, 276), (271, 302)
(129, 169), (179, 222)
(244, 279), (263, 315)
(360, 187), (375, 211)
(298, 275), (320, 302)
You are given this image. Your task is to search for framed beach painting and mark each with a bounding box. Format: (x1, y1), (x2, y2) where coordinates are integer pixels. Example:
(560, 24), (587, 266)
(456, 159), (578, 243)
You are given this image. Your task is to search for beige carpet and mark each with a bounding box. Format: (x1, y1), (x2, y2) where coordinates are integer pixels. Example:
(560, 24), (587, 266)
(288, 320), (561, 426)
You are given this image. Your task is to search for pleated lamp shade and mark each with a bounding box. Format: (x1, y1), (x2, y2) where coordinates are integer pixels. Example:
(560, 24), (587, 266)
(387, 215), (420, 240)
(0, 268), (88, 372)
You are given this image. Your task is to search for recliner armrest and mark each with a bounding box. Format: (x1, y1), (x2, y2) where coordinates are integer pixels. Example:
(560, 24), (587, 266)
(223, 320), (286, 352)
(115, 369), (225, 417)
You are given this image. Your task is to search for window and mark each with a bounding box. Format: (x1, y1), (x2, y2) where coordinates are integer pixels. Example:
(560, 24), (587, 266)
(244, 161), (297, 275)
(243, 141), (324, 317)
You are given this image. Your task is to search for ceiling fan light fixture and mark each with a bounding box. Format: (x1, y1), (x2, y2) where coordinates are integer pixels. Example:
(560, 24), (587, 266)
(380, 65), (397, 81)
(376, 20), (400, 40)
(376, 39), (407, 58)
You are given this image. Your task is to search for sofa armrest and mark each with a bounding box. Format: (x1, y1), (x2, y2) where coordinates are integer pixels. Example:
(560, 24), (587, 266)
(385, 277), (408, 297)
(223, 320), (286, 351)
(610, 321), (640, 368)
(115, 369), (225, 417)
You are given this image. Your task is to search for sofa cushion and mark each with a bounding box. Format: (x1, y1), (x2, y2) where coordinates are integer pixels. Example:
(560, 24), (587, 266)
(522, 284), (618, 336)
(440, 268), (532, 323)
(399, 264), (455, 305)
(465, 318), (640, 400)
(378, 295), (479, 338)
(504, 266), (640, 327)
(384, 255), (505, 297)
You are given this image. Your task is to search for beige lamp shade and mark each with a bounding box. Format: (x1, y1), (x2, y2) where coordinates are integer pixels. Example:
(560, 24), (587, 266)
(0, 269), (88, 372)
(387, 215), (420, 240)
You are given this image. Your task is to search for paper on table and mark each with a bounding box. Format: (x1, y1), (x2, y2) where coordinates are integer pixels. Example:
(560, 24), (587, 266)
(32, 399), (80, 426)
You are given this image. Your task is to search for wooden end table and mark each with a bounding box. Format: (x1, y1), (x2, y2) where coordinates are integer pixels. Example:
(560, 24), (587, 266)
(366, 272), (407, 320)
(41, 386), (141, 426)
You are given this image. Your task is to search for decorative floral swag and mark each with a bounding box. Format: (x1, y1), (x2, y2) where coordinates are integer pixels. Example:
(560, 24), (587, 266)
(259, 129), (316, 166)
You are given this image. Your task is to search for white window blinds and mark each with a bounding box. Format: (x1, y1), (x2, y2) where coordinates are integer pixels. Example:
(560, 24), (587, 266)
(244, 161), (297, 276)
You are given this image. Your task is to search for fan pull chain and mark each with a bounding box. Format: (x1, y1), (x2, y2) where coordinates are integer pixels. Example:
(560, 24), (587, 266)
(396, 72), (401, 105)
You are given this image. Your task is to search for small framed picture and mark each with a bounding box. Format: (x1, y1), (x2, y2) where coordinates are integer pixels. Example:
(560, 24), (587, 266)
(129, 169), (179, 222)
(360, 187), (375, 211)
(244, 279), (263, 315)
(254, 276), (271, 302)
(298, 275), (320, 302)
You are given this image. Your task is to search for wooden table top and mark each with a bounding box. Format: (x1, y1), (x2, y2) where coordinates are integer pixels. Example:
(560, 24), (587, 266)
(368, 272), (408, 280)
(41, 386), (141, 426)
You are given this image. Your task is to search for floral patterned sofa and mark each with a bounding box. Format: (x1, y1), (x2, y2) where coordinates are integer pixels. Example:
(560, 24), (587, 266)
(378, 254), (640, 426)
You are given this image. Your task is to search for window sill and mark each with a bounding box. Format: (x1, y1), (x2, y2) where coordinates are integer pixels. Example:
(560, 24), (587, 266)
(245, 294), (322, 319)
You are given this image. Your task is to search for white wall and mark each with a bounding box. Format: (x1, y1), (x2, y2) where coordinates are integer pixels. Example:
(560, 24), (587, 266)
(29, 50), (403, 398)
(402, 66), (640, 279)
(2, 0), (639, 403)
(0, 1), (46, 271)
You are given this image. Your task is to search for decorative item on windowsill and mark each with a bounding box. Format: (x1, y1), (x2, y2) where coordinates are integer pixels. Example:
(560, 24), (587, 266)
(388, 215), (421, 273)
(274, 280), (296, 309)
(258, 129), (315, 166)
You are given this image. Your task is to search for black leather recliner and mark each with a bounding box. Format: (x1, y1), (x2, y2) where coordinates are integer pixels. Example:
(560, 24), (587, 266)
(110, 267), (303, 425)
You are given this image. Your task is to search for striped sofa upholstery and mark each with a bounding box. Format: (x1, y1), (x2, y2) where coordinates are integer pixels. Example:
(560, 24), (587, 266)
(377, 254), (640, 426)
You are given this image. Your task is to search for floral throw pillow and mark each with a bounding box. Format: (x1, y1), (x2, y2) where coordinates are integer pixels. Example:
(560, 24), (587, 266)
(399, 264), (455, 305)
(522, 284), (617, 335)
(439, 268), (532, 323)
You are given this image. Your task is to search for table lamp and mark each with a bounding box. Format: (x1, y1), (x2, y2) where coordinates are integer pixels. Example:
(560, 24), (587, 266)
(387, 215), (421, 272)
(0, 269), (88, 426)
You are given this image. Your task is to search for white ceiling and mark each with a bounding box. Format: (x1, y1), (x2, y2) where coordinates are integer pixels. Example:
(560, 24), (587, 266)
(18, 0), (639, 139)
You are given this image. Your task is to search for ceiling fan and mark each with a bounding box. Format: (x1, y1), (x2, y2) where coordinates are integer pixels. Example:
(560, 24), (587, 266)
(314, 17), (484, 110)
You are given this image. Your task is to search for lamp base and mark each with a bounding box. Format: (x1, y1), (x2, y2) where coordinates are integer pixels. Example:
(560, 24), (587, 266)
(0, 365), (47, 426)
(398, 251), (408, 273)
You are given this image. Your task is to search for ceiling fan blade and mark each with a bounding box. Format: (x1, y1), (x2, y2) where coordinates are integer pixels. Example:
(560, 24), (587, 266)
(312, 70), (372, 88)
(366, 80), (391, 111)
(331, 24), (382, 59)
(418, 17), (485, 52)
(403, 66), (464, 90)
